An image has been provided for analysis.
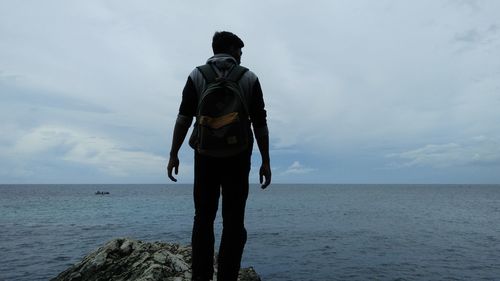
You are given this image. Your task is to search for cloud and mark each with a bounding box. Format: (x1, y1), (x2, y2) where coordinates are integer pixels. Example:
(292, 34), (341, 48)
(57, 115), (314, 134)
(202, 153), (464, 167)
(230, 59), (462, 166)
(282, 161), (315, 175)
(0, 125), (166, 178)
(1, 1), (500, 183)
(454, 29), (482, 43)
(453, 25), (499, 45)
(386, 136), (500, 168)
(1, 74), (110, 113)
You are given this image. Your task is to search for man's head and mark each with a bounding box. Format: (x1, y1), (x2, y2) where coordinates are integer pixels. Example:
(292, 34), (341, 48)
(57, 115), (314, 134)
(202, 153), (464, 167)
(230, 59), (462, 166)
(212, 31), (244, 64)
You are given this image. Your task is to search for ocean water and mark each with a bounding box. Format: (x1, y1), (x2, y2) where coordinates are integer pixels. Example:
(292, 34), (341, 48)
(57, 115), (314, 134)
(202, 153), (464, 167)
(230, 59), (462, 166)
(1, 184), (500, 281)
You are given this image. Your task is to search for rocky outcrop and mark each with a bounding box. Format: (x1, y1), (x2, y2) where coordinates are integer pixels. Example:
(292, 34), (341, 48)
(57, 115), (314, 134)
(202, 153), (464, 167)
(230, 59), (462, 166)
(51, 238), (261, 281)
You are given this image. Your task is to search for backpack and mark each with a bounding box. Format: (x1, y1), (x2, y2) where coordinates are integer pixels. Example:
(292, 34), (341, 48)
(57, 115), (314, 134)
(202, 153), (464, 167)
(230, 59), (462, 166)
(189, 64), (250, 157)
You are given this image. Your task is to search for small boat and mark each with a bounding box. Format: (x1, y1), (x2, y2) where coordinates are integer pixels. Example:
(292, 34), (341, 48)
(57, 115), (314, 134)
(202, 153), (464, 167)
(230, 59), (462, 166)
(95, 191), (110, 195)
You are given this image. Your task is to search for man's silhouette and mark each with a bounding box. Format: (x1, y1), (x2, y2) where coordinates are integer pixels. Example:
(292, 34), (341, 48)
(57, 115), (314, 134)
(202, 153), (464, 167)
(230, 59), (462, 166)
(167, 31), (271, 281)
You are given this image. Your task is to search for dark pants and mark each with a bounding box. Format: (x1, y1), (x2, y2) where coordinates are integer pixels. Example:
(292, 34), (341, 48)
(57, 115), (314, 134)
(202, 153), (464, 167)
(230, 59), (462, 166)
(191, 149), (251, 281)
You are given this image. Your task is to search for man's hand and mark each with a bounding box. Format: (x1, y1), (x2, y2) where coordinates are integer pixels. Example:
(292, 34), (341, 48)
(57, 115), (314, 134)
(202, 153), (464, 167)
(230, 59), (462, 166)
(167, 156), (179, 182)
(259, 162), (271, 189)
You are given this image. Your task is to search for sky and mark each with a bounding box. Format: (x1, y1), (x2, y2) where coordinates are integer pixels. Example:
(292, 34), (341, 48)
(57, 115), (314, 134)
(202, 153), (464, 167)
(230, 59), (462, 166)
(1, 0), (499, 184)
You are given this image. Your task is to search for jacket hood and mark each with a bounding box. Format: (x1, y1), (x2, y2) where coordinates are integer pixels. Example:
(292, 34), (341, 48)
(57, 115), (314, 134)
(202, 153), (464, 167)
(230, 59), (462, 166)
(206, 54), (238, 71)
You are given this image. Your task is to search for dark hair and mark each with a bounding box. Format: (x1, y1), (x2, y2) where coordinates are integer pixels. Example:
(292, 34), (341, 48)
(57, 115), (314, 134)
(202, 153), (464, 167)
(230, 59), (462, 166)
(212, 31), (244, 54)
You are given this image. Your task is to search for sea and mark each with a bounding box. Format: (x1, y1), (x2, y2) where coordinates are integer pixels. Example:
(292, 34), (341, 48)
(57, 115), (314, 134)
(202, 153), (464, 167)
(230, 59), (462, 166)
(1, 184), (499, 281)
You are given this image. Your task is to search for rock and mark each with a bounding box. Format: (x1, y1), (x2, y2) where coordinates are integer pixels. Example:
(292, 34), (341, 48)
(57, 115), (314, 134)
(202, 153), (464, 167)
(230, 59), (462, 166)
(51, 238), (261, 281)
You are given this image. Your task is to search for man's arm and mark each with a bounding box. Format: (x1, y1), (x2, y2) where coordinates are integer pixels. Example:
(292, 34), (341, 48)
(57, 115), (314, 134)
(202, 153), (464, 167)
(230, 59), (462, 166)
(167, 76), (197, 182)
(249, 78), (271, 189)
(167, 115), (192, 182)
(254, 126), (271, 189)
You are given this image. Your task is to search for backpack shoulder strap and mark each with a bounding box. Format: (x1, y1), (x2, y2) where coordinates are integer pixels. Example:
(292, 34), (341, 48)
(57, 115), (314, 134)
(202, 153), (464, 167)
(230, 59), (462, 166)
(227, 66), (250, 115)
(196, 64), (217, 83)
(227, 65), (249, 82)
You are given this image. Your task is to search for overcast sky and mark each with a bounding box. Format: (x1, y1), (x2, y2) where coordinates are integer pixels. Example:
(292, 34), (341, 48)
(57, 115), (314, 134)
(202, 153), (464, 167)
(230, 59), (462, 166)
(1, 0), (499, 184)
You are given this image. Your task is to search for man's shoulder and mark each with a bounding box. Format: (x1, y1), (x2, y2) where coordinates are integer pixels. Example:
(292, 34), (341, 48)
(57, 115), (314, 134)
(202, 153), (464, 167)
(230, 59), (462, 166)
(236, 65), (257, 83)
(240, 68), (258, 87)
(189, 67), (203, 78)
(188, 67), (205, 86)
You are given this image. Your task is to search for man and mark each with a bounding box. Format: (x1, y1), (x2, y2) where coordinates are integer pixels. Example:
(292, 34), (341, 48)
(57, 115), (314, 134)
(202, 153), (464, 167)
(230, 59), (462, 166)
(167, 31), (271, 281)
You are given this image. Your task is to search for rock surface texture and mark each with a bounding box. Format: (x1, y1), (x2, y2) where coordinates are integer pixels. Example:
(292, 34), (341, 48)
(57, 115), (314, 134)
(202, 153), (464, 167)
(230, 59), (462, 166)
(51, 238), (261, 281)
